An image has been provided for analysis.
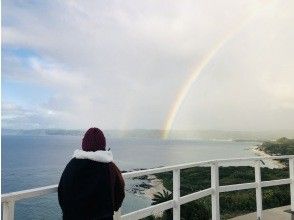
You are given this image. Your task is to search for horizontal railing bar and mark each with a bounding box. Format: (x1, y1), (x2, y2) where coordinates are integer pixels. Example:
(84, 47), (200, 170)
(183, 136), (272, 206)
(261, 178), (291, 188)
(2, 185), (58, 203)
(123, 155), (293, 179)
(220, 182), (257, 193)
(214, 155), (293, 163)
(2, 155), (293, 203)
(180, 188), (213, 205)
(121, 200), (174, 220)
(123, 161), (211, 178)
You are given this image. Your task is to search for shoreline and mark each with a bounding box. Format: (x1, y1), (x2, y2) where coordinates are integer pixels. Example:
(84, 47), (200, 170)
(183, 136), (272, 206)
(129, 143), (286, 199)
(126, 173), (168, 200)
(143, 174), (169, 199)
(251, 146), (285, 168)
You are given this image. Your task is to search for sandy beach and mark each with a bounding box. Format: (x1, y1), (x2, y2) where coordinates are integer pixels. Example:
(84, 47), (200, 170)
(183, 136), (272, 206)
(251, 146), (285, 168)
(126, 174), (169, 200)
(143, 174), (169, 199)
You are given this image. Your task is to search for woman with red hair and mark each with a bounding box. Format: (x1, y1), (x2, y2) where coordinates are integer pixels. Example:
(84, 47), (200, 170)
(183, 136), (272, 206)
(58, 128), (125, 220)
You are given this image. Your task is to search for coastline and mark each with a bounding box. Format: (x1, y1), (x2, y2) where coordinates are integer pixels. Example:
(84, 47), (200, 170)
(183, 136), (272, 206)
(251, 146), (285, 168)
(143, 174), (169, 199)
(131, 144), (285, 199)
(129, 143), (286, 199)
(127, 174), (168, 200)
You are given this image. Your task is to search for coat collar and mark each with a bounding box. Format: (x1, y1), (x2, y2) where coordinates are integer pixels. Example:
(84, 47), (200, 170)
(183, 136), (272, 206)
(73, 149), (113, 163)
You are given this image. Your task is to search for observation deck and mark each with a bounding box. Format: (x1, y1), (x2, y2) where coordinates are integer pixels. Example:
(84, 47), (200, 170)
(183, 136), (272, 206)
(2, 155), (294, 220)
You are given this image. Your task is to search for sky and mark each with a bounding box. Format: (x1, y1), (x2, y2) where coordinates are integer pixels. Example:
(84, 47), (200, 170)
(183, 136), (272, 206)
(2, 0), (294, 132)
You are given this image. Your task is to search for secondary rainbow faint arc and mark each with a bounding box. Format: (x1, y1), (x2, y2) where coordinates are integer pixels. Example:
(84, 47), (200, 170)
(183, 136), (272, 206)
(162, 2), (270, 139)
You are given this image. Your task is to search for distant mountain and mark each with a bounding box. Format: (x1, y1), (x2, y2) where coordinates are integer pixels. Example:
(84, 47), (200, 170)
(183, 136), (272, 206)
(168, 129), (294, 141)
(1, 129), (84, 136)
(2, 128), (294, 140)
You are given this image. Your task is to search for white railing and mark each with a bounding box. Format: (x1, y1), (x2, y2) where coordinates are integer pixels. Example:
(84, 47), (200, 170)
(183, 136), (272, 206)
(2, 155), (294, 220)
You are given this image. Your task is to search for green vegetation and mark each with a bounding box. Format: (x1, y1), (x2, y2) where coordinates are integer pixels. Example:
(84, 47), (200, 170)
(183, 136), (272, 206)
(258, 137), (294, 156)
(152, 190), (173, 205)
(155, 167), (290, 219)
(145, 137), (294, 220)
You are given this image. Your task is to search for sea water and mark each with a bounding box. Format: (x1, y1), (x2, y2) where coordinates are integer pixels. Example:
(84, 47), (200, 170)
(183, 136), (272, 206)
(2, 135), (260, 219)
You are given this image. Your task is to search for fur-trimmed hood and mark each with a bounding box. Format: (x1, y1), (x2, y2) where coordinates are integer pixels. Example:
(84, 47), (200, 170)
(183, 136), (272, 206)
(73, 149), (113, 163)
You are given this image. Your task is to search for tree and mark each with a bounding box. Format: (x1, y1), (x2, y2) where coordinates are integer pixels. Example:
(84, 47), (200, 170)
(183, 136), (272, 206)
(152, 190), (173, 220)
(152, 190), (173, 205)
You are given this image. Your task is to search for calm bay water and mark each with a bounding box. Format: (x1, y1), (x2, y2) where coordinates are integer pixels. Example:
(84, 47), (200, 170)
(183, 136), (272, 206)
(2, 135), (260, 219)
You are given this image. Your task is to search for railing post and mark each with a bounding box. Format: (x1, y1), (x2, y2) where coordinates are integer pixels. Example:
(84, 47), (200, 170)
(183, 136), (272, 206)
(3, 201), (15, 220)
(173, 169), (180, 220)
(255, 160), (262, 220)
(211, 162), (220, 220)
(289, 158), (294, 212)
(113, 209), (122, 220)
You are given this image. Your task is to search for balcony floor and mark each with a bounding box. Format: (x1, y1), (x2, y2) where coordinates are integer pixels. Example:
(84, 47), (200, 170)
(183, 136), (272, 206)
(229, 206), (293, 220)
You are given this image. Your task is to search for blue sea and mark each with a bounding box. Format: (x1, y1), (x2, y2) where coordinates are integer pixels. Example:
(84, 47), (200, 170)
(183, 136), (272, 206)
(2, 135), (261, 219)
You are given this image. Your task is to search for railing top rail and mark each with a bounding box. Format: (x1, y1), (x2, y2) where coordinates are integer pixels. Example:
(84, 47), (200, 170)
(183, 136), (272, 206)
(2, 155), (293, 202)
(2, 185), (58, 203)
(123, 155), (293, 178)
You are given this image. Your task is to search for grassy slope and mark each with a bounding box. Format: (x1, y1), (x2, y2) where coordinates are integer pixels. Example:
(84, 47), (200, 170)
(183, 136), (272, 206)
(258, 137), (294, 156)
(153, 138), (294, 219)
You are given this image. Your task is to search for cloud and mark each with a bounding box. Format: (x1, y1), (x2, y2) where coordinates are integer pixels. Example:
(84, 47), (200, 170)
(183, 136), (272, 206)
(259, 72), (294, 110)
(2, 102), (61, 129)
(2, 0), (294, 130)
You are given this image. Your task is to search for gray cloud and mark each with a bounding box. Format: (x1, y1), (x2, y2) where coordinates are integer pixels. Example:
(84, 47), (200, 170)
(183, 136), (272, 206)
(2, 0), (294, 131)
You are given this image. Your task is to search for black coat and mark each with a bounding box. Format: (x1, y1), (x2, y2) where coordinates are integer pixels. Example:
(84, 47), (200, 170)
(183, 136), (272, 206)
(58, 158), (116, 220)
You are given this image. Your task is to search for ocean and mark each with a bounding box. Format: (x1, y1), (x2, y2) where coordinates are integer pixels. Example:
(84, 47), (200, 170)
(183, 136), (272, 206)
(2, 134), (261, 219)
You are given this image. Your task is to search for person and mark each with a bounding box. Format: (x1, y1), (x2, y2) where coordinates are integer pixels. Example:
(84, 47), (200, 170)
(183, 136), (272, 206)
(58, 127), (125, 220)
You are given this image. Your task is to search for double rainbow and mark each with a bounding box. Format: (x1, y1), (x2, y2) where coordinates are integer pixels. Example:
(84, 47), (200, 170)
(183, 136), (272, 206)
(162, 1), (271, 139)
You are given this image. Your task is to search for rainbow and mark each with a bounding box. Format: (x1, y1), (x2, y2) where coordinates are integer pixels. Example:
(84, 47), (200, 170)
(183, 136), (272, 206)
(162, 1), (271, 139)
